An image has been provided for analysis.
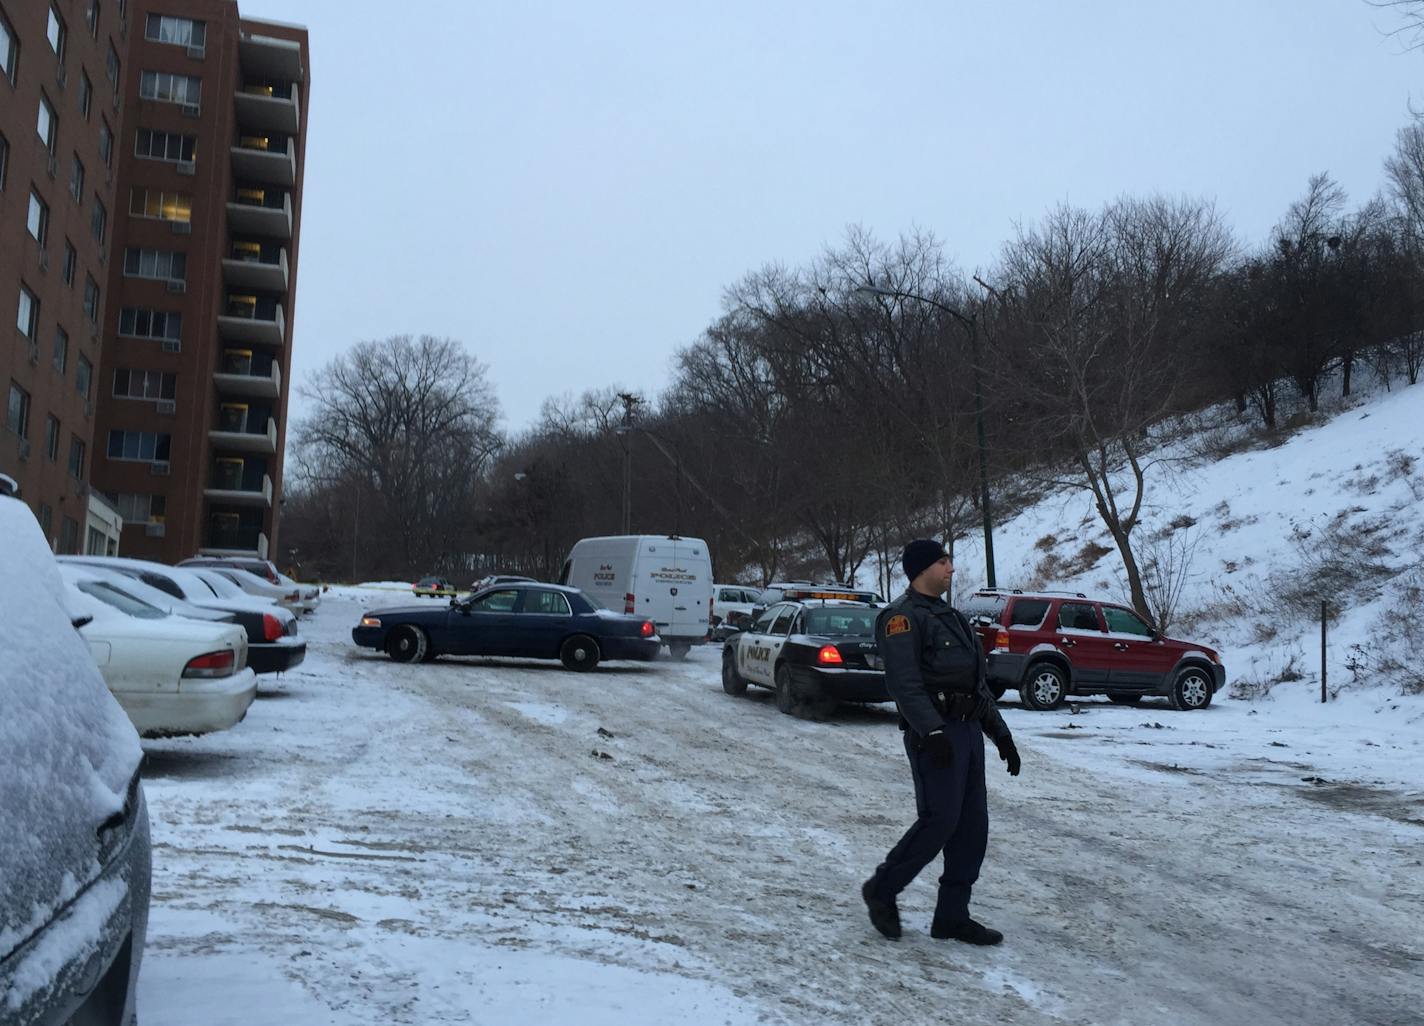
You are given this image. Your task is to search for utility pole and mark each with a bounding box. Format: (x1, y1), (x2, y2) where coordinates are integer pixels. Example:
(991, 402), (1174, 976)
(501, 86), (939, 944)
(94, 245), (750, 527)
(616, 392), (642, 534)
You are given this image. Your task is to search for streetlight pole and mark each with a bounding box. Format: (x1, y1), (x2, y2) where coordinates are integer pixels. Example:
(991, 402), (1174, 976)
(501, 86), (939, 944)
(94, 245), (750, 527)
(854, 285), (997, 588)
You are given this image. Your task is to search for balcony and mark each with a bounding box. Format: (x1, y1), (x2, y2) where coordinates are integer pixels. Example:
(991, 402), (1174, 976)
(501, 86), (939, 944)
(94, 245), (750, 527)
(217, 300), (285, 348)
(234, 83), (300, 135)
(222, 246), (288, 291)
(200, 526), (269, 559)
(230, 136), (296, 187)
(226, 191), (292, 239)
(209, 415), (277, 455)
(239, 31), (304, 84)
(204, 470), (273, 507)
(214, 355), (281, 399)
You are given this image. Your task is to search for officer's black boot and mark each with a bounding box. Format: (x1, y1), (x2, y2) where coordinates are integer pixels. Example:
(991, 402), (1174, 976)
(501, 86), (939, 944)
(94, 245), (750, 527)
(931, 917), (1003, 945)
(861, 879), (902, 940)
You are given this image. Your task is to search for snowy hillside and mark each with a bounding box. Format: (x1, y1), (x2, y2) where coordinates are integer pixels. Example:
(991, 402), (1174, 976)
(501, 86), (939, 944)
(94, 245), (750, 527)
(940, 381), (1424, 705)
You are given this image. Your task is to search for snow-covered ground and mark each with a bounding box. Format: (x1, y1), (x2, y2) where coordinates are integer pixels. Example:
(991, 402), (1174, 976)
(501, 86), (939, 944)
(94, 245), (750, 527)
(133, 586), (1423, 1025)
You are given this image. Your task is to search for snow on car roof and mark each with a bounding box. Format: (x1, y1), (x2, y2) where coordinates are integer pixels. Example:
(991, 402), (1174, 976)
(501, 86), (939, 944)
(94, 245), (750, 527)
(0, 500), (141, 963)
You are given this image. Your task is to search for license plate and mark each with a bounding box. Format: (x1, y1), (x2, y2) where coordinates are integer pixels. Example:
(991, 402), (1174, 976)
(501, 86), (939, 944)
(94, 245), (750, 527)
(865, 655), (883, 670)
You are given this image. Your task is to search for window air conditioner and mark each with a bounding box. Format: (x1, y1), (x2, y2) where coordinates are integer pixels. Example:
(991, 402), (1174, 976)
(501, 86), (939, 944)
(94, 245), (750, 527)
(146, 522), (166, 537)
(46, 154), (57, 178)
(38, 249), (49, 271)
(176, 160), (196, 175)
(150, 461), (171, 476)
(17, 439), (31, 461)
(83, 398), (93, 418)
(27, 343), (40, 366)
(157, 399), (177, 415)
(187, 44), (205, 59)
(171, 221), (192, 235)
(166, 279), (186, 294)
(56, 65), (68, 89)
(161, 340), (182, 353)
(181, 102), (200, 117)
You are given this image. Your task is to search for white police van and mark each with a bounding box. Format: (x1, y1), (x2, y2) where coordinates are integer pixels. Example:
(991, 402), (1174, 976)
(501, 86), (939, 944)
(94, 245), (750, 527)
(559, 535), (713, 658)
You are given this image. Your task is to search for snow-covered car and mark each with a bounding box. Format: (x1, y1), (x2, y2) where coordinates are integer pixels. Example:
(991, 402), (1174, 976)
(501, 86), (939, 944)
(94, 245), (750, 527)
(61, 565), (259, 738)
(198, 564), (304, 614)
(60, 556), (306, 674)
(711, 583), (762, 640)
(0, 497), (151, 1025)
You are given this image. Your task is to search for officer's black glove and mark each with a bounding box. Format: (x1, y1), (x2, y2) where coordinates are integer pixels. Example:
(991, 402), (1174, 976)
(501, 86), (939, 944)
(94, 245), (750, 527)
(921, 730), (954, 769)
(996, 736), (1021, 777)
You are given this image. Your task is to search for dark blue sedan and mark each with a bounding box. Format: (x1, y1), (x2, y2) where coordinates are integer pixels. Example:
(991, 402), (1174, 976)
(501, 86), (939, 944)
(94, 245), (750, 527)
(351, 583), (661, 671)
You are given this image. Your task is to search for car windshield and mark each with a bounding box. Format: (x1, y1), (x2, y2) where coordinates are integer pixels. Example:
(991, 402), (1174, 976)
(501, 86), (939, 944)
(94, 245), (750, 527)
(194, 570), (244, 598)
(803, 607), (877, 637)
(76, 579), (169, 619)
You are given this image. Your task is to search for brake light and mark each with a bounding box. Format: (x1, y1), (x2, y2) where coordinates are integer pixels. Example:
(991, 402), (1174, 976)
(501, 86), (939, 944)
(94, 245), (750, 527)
(183, 649), (236, 678)
(640, 620), (655, 638)
(995, 629), (1010, 649)
(817, 645), (843, 665)
(262, 613), (284, 642)
(624, 592), (636, 614)
(285, 591), (300, 602)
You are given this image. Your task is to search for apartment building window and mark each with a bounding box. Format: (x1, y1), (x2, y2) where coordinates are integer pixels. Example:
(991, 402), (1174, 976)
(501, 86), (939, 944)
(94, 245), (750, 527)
(1, 10), (16, 85)
(76, 355), (92, 401)
(38, 503), (54, 539)
(107, 430), (170, 462)
(70, 154), (84, 202)
(6, 383), (29, 439)
(17, 285), (39, 338)
(105, 44), (118, 92)
(123, 248), (186, 281)
(38, 94), (57, 152)
(78, 70), (92, 118)
(83, 275), (100, 325)
(113, 368), (175, 400)
(139, 70), (200, 106)
(27, 190), (49, 244)
(61, 239), (76, 285)
(59, 516), (80, 554)
(112, 492), (165, 524)
(68, 436), (86, 478)
(86, 0), (100, 38)
(53, 326), (68, 373)
(134, 129), (195, 163)
(145, 15), (205, 49)
(45, 416), (61, 461)
(91, 195), (106, 242)
(129, 188), (191, 222)
(47, 5), (66, 59)
(0, 132), (8, 190)
(118, 307), (182, 342)
(98, 120), (113, 167)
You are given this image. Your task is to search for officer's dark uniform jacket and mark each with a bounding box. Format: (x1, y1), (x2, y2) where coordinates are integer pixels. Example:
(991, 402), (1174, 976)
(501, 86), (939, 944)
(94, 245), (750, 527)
(875, 588), (1011, 744)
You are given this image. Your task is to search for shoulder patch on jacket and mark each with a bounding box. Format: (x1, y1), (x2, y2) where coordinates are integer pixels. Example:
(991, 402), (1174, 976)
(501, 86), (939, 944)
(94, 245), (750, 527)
(885, 614), (912, 636)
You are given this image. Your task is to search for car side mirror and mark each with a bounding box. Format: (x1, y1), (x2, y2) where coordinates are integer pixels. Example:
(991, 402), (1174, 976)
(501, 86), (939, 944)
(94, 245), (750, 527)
(70, 614), (94, 630)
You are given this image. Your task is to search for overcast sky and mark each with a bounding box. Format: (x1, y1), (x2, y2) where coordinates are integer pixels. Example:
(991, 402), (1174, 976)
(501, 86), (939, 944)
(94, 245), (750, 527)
(241, 0), (1421, 432)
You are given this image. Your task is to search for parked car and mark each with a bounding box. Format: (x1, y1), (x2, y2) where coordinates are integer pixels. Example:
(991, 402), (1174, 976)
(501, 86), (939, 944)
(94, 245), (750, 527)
(63, 562), (238, 624)
(961, 589), (1226, 711)
(177, 554), (282, 586)
(61, 565), (259, 737)
(722, 600), (887, 718)
(275, 570), (321, 613)
(352, 583), (660, 671)
(413, 576), (457, 598)
(559, 535), (714, 658)
(0, 496), (150, 1025)
(204, 564), (305, 613)
(747, 582), (885, 625)
(60, 556), (306, 674)
(471, 573), (535, 591)
(711, 583), (762, 640)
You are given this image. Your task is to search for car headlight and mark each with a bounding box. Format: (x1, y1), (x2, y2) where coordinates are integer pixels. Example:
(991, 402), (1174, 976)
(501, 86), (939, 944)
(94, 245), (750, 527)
(360, 616), (382, 628)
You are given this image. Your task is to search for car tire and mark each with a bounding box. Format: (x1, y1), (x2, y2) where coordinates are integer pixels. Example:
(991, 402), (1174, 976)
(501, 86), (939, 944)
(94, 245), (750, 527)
(1108, 693), (1143, 706)
(387, 626), (428, 663)
(721, 649), (748, 696)
(774, 664), (796, 715)
(1021, 662), (1068, 711)
(1169, 666), (1214, 711)
(560, 634), (601, 672)
(668, 642), (691, 660)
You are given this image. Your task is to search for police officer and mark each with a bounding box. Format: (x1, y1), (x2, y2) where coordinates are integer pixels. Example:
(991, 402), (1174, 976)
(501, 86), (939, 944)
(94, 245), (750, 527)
(861, 539), (1021, 945)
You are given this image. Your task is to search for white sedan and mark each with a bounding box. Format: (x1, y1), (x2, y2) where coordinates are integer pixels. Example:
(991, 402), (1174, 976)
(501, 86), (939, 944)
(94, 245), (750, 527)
(277, 571), (321, 613)
(61, 566), (257, 738)
(207, 565), (304, 613)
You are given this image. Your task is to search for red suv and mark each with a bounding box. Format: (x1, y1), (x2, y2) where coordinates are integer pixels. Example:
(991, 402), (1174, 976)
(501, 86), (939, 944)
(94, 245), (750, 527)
(962, 590), (1225, 711)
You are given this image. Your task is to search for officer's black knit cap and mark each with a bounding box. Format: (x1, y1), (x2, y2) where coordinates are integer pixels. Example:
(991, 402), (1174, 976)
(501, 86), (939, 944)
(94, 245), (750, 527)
(902, 539), (948, 582)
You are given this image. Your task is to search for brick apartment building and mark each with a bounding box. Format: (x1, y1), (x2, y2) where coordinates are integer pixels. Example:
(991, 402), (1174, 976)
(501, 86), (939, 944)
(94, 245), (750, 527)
(2, 0), (307, 562)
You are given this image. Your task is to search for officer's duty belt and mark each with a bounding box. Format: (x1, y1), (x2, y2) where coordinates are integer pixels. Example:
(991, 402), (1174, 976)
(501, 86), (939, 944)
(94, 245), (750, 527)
(933, 691), (980, 721)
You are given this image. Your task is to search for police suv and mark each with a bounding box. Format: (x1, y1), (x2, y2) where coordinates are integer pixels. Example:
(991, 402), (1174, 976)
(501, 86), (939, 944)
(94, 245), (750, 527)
(721, 589), (889, 718)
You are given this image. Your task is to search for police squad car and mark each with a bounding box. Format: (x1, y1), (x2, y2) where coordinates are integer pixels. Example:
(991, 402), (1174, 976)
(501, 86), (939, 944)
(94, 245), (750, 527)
(721, 589), (889, 718)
